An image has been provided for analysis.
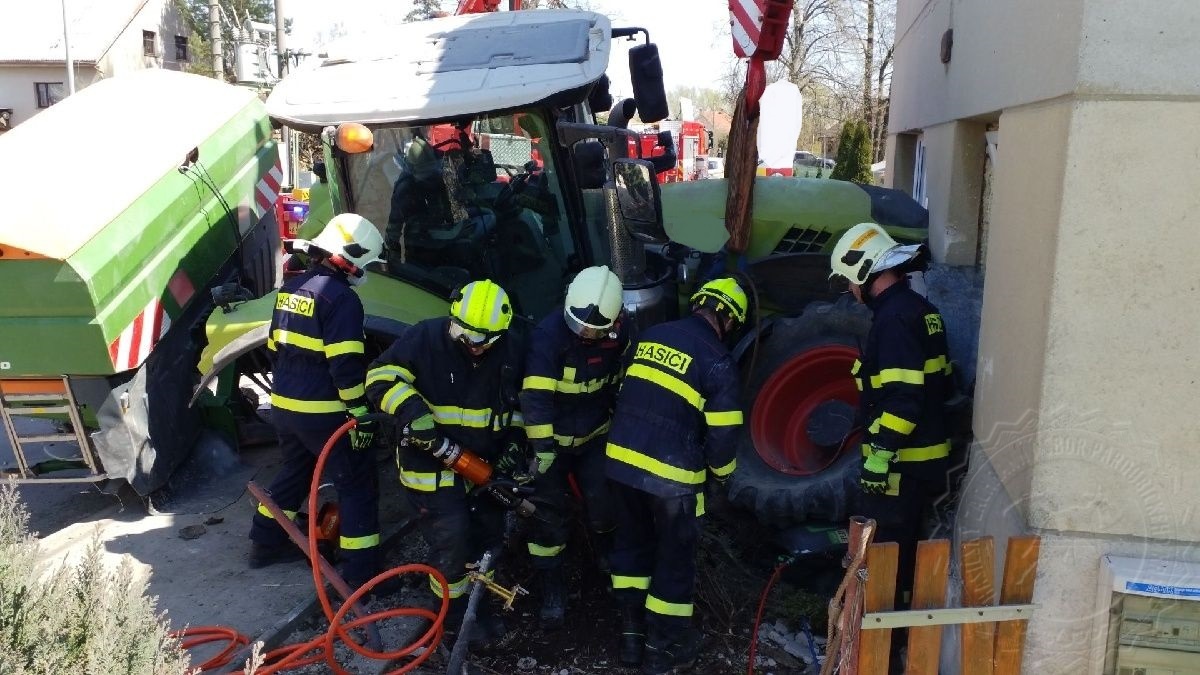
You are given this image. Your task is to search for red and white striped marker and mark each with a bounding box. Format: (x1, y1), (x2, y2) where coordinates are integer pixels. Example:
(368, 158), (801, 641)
(107, 297), (171, 372)
(730, 0), (767, 59)
(256, 162), (283, 219)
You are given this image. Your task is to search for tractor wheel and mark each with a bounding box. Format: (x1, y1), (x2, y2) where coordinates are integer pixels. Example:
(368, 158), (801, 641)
(727, 298), (873, 526)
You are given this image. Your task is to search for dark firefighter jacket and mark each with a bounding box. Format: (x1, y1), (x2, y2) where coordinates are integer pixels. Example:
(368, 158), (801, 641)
(268, 266), (367, 428)
(365, 317), (524, 491)
(605, 314), (742, 498)
(519, 309), (629, 454)
(856, 279), (953, 478)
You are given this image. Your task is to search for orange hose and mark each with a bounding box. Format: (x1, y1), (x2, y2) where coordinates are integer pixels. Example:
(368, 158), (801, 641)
(174, 419), (449, 673)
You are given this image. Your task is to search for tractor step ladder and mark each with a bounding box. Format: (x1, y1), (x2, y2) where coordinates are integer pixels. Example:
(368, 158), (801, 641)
(0, 378), (105, 482)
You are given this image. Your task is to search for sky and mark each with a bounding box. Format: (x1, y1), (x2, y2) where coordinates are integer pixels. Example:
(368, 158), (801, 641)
(285, 0), (736, 98)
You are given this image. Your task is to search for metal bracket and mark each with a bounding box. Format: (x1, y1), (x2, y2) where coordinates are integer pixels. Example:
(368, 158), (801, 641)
(861, 603), (1039, 630)
(465, 569), (528, 611)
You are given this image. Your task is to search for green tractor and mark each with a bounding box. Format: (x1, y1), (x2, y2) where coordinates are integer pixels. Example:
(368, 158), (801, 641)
(198, 10), (929, 526)
(0, 70), (281, 495)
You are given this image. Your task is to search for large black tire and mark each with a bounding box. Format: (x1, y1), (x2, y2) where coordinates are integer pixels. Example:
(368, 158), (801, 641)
(727, 298), (873, 526)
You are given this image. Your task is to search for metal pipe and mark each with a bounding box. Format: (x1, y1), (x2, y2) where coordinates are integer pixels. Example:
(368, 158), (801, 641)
(245, 481), (382, 651)
(60, 0), (75, 95)
(274, 0), (292, 186)
(445, 551), (495, 675)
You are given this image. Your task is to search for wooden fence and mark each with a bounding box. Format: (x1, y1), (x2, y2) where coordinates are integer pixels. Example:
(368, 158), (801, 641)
(854, 535), (1042, 675)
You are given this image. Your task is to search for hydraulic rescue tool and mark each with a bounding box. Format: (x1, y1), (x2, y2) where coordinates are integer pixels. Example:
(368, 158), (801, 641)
(399, 424), (540, 519)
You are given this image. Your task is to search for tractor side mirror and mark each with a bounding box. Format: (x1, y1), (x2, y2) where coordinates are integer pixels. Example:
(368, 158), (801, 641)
(612, 158), (665, 242)
(629, 43), (668, 123)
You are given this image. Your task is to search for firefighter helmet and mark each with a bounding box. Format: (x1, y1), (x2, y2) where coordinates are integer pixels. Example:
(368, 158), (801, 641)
(310, 213), (385, 285)
(564, 266), (623, 340)
(449, 280), (513, 348)
(690, 277), (748, 326)
(829, 222), (922, 285)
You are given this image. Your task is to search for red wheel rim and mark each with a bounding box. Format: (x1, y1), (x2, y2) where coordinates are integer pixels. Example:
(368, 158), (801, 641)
(750, 344), (862, 475)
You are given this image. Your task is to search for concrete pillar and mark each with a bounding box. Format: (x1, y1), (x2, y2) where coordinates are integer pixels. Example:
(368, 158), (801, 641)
(922, 120), (988, 265)
(884, 132), (916, 194)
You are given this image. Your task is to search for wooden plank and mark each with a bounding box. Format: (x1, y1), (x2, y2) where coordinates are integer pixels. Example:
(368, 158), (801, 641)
(857, 542), (899, 675)
(994, 536), (1041, 675)
(961, 536), (997, 675)
(905, 539), (950, 675)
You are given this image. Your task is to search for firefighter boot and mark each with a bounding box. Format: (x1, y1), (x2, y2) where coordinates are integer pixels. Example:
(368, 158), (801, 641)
(539, 566), (567, 630)
(617, 604), (646, 666)
(593, 529), (615, 575)
(247, 541), (306, 569)
(475, 599), (509, 645)
(641, 625), (701, 675)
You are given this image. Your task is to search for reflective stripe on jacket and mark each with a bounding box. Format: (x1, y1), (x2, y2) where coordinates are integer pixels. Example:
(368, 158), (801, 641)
(268, 266), (367, 428)
(519, 309), (628, 453)
(857, 280), (953, 470)
(605, 314), (741, 498)
(365, 317), (524, 475)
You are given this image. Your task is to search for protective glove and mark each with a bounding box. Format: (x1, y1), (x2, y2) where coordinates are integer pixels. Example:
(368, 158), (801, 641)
(347, 404), (376, 451)
(494, 441), (527, 476)
(860, 445), (895, 495)
(405, 412), (441, 453)
(534, 451), (556, 475)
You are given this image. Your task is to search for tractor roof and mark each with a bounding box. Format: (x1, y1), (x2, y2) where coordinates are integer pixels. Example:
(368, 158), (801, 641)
(267, 9), (611, 130)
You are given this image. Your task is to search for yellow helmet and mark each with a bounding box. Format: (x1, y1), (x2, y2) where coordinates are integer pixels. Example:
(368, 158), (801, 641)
(449, 280), (513, 346)
(690, 277), (748, 325)
(829, 222), (922, 284)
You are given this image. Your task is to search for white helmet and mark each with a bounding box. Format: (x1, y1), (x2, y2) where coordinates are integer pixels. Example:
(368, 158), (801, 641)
(310, 213), (385, 285)
(829, 222), (922, 285)
(564, 266), (623, 339)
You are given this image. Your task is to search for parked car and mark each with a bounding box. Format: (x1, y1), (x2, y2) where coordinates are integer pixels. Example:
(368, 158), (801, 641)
(706, 156), (725, 179)
(794, 150), (835, 170)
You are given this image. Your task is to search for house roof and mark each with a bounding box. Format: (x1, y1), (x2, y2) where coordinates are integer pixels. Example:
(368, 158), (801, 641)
(0, 0), (150, 64)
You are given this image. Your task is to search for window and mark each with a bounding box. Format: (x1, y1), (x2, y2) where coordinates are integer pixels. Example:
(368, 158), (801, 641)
(343, 111), (576, 321)
(142, 30), (156, 57)
(174, 35), (189, 61)
(34, 82), (64, 109)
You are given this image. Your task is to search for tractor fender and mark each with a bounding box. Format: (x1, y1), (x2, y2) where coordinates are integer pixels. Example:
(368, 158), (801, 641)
(189, 316), (412, 408)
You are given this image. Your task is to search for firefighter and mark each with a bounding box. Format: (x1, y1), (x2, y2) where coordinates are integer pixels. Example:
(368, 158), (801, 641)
(829, 222), (953, 610)
(365, 279), (525, 648)
(605, 277), (748, 673)
(520, 265), (629, 630)
(248, 213), (385, 593)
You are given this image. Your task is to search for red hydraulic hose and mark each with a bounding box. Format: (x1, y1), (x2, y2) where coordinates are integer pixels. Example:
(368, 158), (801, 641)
(174, 418), (448, 674)
(746, 559), (790, 675)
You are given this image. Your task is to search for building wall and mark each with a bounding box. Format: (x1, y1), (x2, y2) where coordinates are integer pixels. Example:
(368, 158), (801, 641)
(888, 0), (1200, 672)
(889, 0), (1084, 135)
(0, 0), (190, 130)
(98, 0), (191, 77)
(0, 65), (100, 127)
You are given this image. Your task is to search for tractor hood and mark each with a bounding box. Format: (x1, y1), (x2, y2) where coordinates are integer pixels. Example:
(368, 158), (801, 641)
(267, 10), (611, 130)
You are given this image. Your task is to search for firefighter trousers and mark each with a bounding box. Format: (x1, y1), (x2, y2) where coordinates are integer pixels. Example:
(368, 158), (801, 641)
(527, 438), (617, 570)
(406, 474), (506, 601)
(858, 470), (947, 609)
(250, 421), (381, 586)
(609, 482), (701, 646)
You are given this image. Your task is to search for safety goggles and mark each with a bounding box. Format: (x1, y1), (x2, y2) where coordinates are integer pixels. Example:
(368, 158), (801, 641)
(564, 312), (615, 341)
(449, 319), (503, 349)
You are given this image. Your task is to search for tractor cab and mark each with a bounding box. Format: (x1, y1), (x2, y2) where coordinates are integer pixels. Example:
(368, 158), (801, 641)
(265, 9), (672, 324)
